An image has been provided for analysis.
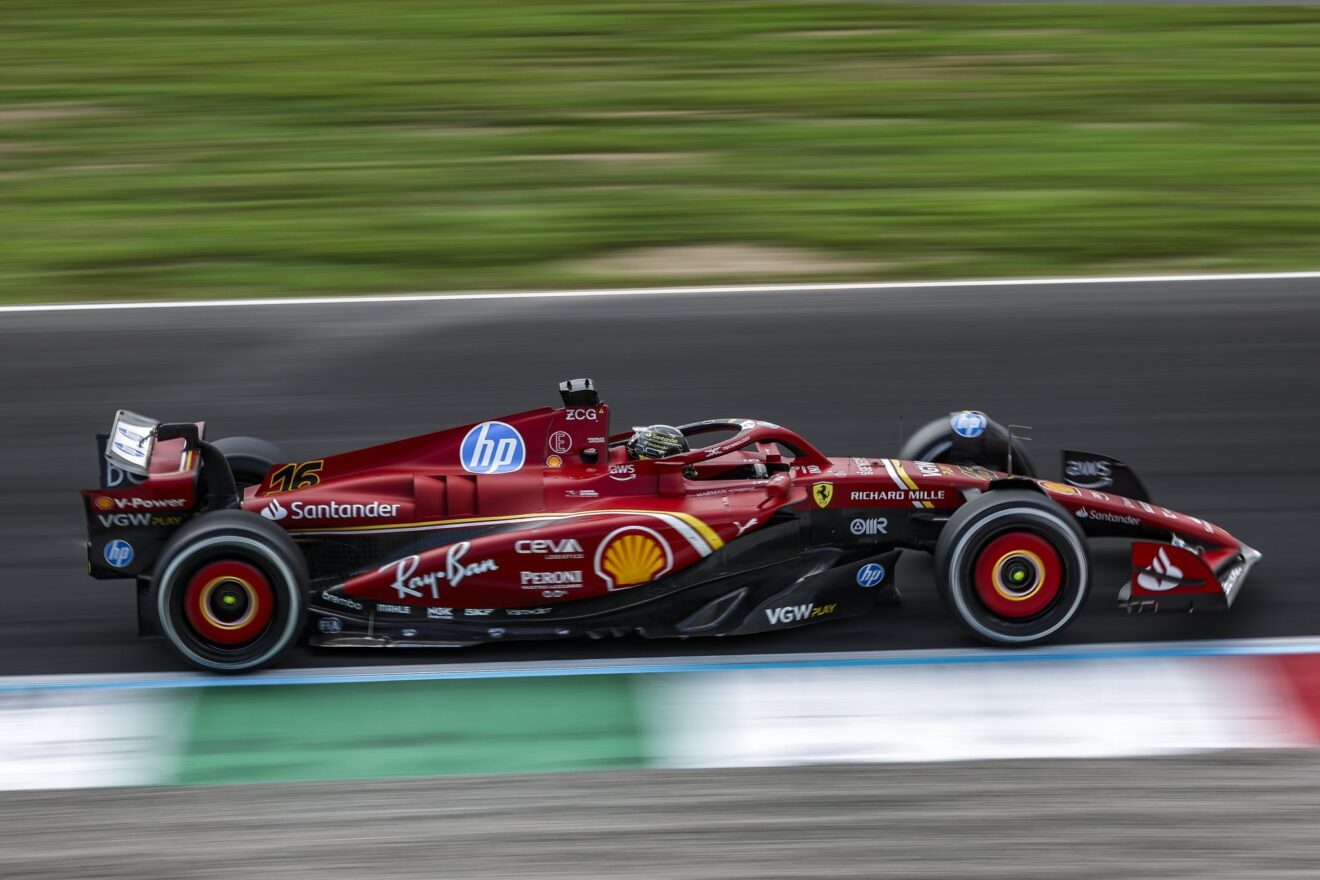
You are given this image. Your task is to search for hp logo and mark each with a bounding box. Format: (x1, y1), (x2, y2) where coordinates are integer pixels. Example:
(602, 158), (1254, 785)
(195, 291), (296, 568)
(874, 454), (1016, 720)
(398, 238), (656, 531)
(856, 563), (885, 588)
(950, 411), (987, 438)
(460, 421), (526, 475)
(104, 539), (134, 569)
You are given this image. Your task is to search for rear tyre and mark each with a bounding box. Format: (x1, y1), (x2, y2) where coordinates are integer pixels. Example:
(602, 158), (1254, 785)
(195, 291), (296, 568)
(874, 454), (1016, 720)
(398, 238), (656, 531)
(212, 436), (287, 490)
(935, 489), (1089, 645)
(151, 509), (307, 672)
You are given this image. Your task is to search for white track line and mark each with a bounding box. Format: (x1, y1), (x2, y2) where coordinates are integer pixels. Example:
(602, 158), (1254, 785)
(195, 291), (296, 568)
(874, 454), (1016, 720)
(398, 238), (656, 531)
(2, 270), (1319, 314)
(4, 635), (1320, 692)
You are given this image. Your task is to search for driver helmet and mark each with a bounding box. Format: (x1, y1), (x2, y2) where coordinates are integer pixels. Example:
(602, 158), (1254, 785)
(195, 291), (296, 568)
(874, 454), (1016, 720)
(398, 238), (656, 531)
(626, 424), (688, 460)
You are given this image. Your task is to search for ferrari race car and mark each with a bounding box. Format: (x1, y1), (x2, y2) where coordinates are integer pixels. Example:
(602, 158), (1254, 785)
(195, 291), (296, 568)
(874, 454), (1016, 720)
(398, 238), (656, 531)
(84, 379), (1261, 672)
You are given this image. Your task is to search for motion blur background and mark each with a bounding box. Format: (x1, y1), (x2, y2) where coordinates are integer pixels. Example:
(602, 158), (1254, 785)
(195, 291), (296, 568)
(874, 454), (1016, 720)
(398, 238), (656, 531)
(4, 0), (1320, 301)
(5, 2), (1320, 878)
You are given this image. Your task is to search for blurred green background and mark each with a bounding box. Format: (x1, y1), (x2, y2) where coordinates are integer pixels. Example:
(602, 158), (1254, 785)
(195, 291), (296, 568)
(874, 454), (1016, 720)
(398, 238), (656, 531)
(3, 1), (1319, 302)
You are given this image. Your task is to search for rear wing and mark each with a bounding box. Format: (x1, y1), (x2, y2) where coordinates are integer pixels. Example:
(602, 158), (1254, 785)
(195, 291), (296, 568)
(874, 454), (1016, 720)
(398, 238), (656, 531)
(105, 410), (160, 477)
(86, 411), (241, 581)
(100, 410), (238, 506)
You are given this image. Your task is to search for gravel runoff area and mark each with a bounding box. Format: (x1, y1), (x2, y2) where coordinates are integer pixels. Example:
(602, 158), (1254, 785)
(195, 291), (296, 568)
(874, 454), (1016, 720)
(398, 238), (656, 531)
(3, 752), (1319, 879)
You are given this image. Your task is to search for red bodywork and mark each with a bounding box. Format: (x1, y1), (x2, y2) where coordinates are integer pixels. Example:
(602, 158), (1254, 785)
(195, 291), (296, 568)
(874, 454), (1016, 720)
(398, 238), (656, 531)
(210, 404), (1255, 613)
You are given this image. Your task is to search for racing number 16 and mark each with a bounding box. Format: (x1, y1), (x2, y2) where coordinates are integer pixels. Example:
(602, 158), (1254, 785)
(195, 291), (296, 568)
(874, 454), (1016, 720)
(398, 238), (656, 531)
(267, 460), (323, 493)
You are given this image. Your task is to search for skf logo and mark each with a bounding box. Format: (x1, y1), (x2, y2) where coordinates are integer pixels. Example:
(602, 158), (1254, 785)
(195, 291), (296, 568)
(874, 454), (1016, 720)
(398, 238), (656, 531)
(812, 482), (833, 508)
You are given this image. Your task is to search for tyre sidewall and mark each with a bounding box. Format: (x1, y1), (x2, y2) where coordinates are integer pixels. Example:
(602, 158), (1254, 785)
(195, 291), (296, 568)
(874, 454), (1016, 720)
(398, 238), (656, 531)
(937, 491), (1089, 645)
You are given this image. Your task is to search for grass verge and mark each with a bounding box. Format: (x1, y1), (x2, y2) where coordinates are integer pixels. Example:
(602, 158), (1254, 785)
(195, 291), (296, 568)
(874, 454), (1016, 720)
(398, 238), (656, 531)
(3, 2), (1320, 302)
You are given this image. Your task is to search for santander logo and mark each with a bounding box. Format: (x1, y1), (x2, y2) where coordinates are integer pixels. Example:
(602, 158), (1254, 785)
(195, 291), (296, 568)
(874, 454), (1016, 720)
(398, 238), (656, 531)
(1137, 547), (1183, 592)
(261, 499), (288, 521)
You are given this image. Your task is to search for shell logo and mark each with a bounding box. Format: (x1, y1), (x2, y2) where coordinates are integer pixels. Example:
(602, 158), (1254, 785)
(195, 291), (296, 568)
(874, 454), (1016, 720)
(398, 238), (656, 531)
(94, 496), (115, 511)
(594, 526), (673, 591)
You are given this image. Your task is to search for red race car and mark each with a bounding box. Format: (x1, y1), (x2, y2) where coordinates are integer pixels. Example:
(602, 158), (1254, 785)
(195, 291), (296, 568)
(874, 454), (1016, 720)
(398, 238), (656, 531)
(84, 379), (1261, 672)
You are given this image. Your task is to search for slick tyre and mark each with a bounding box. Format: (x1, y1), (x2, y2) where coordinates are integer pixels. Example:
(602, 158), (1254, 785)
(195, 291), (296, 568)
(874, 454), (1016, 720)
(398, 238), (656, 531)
(212, 436), (288, 489)
(935, 489), (1089, 645)
(151, 510), (307, 672)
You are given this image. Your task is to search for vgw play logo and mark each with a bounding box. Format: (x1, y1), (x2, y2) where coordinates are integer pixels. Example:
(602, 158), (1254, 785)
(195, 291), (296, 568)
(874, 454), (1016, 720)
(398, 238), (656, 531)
(460, 421), (526, 475)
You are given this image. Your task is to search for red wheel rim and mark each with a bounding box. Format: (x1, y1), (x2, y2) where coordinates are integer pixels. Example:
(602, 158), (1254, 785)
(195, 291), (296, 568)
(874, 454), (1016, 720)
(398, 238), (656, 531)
(183, 560), (275, 646)
(972, 532), (1063, 619)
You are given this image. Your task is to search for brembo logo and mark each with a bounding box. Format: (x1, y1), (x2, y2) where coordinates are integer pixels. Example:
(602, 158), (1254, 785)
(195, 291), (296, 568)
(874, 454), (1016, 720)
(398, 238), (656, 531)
(1137, 547), (1184, 592)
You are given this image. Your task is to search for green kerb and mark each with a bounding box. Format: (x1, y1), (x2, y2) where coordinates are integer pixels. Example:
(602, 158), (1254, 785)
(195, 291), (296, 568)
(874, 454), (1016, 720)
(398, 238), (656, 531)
(174, 676), (646, 785)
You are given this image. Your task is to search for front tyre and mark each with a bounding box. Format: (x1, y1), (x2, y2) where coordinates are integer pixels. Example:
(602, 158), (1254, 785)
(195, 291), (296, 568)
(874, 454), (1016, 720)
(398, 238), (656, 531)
(899, 411), (1035, 477)
(935, 489), (1089, 645)
(151, 510), (307, 672)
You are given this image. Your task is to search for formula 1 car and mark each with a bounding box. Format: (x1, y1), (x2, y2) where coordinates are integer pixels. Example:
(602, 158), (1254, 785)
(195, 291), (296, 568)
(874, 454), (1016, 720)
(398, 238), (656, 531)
(84, 379), (1261, 672)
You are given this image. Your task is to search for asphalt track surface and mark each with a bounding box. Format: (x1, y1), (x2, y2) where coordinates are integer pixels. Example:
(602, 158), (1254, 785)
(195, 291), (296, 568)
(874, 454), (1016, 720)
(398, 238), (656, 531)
(2, 276), (1318, 675)
(5, 753), (1320, 879)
